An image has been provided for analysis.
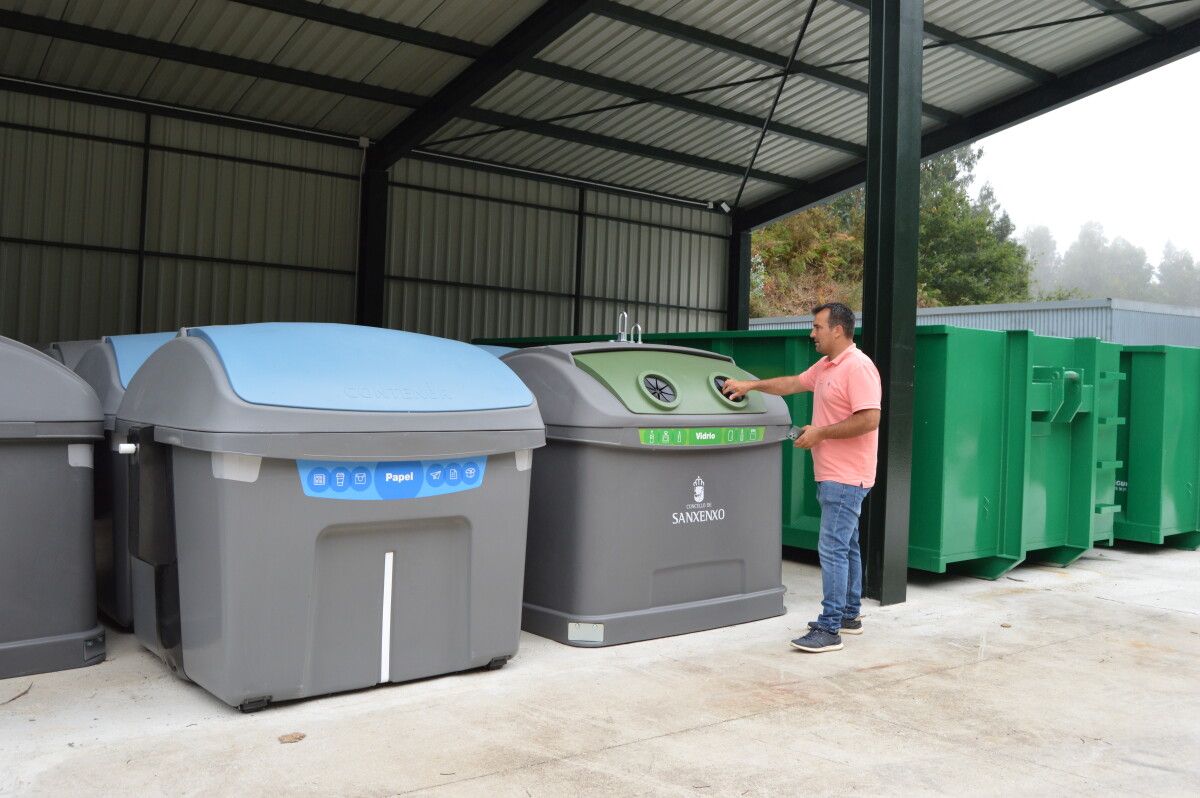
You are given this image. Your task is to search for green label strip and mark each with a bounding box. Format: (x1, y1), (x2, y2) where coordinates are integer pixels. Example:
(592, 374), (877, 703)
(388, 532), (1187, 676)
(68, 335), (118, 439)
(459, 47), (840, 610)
(638, 426), (767, 447)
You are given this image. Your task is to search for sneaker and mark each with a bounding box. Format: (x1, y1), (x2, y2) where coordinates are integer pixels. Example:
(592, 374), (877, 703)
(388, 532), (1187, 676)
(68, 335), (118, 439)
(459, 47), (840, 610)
(808, 616), (862, 635)
(789, 628), (843, 653)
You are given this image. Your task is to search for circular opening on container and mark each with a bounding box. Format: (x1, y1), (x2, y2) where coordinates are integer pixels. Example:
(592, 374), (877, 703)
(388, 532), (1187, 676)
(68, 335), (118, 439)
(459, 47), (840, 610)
(711, 373), (749, 408)
(639, 372), (680, 409)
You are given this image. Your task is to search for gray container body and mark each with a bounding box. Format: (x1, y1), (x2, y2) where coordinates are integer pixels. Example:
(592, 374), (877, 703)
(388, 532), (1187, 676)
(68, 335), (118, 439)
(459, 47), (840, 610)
(116, 325), (544, 709)
(45, 339), (100, 370)
(73, 334), (174, 627)
(503, 342), (790, 647)
(154, 447), (531, 708)
(74, 341), (131, 626)
(522, 441), (785, 646)
(0, 336), (105, 678)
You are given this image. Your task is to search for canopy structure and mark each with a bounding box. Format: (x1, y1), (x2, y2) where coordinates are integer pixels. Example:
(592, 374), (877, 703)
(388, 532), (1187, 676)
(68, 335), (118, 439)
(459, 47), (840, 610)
(3, 0), (1198, 602)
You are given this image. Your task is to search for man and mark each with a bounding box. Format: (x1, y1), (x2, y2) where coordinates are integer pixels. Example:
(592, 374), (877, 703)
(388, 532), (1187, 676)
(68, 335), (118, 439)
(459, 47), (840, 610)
(722, 302), (882, 653)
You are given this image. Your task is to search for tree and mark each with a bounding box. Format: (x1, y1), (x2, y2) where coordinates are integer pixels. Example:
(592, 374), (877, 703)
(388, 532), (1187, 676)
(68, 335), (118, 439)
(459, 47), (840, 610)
(1058, 222), (1155, 301)
(749, 199), (865, 317)
(749, 145), (1030, 316)
(915, 148), (1030, 306)
(1017, 224), (1056, 292)
(1155, 243), (1200, 307)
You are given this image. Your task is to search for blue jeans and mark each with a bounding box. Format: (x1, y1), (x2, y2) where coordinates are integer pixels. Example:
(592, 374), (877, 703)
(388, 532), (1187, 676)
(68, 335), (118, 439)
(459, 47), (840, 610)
(816, 481), (870, 634)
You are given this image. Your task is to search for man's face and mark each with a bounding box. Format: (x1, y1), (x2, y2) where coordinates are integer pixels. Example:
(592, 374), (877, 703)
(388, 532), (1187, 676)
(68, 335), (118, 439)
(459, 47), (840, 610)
(811, 309), (838, 355)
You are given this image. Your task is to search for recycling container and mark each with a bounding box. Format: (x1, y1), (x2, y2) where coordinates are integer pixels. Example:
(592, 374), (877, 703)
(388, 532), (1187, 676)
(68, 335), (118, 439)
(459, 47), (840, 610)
(501, 341), (791, 647)
(642, 329), (1122, 578)
(905, 329), (1123, 577)
(45, 339), (100, 370)
(0, 335), (106, 678)
(73, 332), (176, 626)
(115, 323), (544, 710)
(1114, 345), (1200, 549)
(488, 326), (1123, 580)
(481, 329), (823, 550)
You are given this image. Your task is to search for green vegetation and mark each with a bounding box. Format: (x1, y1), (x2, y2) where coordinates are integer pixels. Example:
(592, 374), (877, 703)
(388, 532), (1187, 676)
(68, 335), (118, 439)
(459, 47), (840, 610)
(1028, 224), (1200, 306)
(751, 145), (1199, 317)
(750, 146), (1029, 317)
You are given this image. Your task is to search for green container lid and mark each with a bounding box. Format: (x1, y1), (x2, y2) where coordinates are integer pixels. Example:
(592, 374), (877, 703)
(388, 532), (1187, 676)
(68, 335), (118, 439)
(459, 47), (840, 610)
(572, 349), (768, 415)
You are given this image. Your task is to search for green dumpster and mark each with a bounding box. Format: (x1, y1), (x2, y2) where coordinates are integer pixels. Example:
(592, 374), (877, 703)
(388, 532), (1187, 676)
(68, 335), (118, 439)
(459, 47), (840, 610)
(1114, 345), (1200, 550)
(907, 328), (1122, 578)
(479, 326), (1123, 579)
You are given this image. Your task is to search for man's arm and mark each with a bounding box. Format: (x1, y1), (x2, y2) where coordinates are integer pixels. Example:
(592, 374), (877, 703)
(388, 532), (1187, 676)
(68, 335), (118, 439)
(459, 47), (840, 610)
(721, 374), (809, 399)
(794, 408), (880, 449)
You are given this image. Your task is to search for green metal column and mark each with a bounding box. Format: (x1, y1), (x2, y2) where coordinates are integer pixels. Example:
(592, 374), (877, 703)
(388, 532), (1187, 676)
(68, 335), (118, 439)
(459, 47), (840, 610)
(726, 230), (751, 331)
(860, 0), (923, 605)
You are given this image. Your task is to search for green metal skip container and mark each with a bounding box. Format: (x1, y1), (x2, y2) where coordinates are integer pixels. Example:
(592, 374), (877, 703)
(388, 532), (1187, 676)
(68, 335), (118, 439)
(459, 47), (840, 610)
(906, 328), (1122, 577)
(483, 325), (1124, 579)
(1114, 345), (1200, 550)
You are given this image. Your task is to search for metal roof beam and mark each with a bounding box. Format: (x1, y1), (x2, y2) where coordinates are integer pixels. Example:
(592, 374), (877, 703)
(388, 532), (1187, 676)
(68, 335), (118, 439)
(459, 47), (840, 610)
(407, 149), (719, 209)
(227, 0), (489, 58)
(829, 0), (1055, 83)
(734, 14), (1200, 230)
(0, 9), (427, 108)
(519, 60), (866, 157)
(226, 0), (866, 156)
(0, 75), (360, 147)
(590, 0), (958, 122)
(369, 0), (602, 169)
(457, 107), (811, 189)
(1081, 0), (1167, 36)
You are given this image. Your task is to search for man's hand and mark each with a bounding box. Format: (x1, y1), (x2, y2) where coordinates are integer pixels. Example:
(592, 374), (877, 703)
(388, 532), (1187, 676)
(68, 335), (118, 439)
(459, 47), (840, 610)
(720, 378), (755, 400)
(793, 425), (824, 449)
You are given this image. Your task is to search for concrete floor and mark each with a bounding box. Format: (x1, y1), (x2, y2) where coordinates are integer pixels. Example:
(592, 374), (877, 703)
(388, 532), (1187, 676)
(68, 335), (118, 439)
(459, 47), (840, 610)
(2, 544), (1198, 797)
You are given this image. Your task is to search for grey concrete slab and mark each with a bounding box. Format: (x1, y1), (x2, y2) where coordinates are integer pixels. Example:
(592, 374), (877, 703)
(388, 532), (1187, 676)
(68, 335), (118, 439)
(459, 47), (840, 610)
(1, 546), (1197, 797)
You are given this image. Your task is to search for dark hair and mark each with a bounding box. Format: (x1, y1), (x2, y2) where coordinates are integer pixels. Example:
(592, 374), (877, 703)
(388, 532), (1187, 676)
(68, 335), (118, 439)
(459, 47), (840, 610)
(812, 302), (856, 339)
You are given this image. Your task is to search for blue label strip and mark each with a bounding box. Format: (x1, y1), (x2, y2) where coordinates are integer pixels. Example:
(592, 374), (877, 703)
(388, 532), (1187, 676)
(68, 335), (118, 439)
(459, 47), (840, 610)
(297, 457), (487, 501)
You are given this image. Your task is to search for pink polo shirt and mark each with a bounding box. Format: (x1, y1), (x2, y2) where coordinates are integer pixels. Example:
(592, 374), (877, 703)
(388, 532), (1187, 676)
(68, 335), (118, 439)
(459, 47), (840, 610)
(797, 343), (882, 488)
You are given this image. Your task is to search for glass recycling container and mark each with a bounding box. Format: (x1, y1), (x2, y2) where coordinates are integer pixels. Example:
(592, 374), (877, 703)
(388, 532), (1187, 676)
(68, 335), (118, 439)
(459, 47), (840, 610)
(501, 342), (791, 646)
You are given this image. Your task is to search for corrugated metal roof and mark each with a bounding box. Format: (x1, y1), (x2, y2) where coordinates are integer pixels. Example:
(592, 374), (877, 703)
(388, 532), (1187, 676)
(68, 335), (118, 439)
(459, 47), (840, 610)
(329, 0), (545, 46)
(1, 0), (1197, 212)
(920, 44), (1033, 115)
(425, 121), (779, 205)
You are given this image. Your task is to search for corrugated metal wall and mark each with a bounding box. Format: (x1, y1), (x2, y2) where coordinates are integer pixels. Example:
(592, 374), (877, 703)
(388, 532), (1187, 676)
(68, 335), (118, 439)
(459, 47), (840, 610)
(3, 89), (732, 347)
(0, 92), (141, 342)
(0, 89), (360, 345)
(915, 302), (1115, 339)
(751, 299), (1200, 345)
(1110, 302), (1200, 347)
(386, 159), (729, 341)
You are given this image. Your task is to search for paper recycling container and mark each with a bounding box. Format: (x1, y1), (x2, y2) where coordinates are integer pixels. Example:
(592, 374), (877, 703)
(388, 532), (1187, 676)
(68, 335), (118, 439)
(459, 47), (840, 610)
(115, 323), (545, 710)
(1, 335), (106, 678)
(73, 332), (176, 626)
(501, 342), (791, 647)
(45, 339), (100, 370)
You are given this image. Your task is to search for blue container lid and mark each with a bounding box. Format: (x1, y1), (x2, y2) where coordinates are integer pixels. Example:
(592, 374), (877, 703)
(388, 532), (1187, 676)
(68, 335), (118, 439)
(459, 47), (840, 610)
(107, 332), (178, 389)
(188, 323), (533, 412)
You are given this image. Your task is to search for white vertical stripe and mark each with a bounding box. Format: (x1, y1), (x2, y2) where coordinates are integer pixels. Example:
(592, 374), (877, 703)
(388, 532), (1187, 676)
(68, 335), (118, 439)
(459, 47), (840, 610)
(380, 551), (394, 683)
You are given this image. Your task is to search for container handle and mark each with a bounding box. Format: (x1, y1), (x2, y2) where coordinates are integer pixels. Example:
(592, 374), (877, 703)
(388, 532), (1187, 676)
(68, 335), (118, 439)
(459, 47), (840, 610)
(615, 311), (628, 342)
(631, 323), (643, 344)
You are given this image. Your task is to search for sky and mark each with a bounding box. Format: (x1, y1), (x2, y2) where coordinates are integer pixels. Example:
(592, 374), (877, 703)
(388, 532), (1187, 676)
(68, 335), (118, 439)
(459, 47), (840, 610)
(971, 51), (1200, 263)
